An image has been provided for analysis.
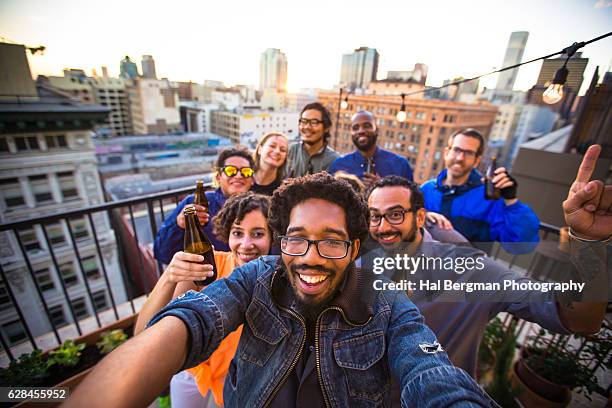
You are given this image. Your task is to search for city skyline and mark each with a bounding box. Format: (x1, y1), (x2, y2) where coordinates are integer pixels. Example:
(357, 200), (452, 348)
(1, 0), (611, 95)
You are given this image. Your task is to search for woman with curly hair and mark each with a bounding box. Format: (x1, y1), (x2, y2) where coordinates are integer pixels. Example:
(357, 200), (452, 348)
(135, 192), (272, 407)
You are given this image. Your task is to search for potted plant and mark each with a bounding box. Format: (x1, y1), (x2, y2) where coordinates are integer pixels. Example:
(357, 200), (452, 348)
(511, 328), (606, 408)
(1, 314), (137, 407)
(477, 317), (519, 407)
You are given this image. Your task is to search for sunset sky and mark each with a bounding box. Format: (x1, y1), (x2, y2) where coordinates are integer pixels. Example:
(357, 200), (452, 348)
(1, 0), (610, 94)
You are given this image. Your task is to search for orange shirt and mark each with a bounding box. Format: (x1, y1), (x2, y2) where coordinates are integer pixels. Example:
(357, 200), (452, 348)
(186, 251), (241, 406)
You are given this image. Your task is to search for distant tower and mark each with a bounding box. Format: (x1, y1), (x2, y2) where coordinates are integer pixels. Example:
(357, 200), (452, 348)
(141, 55), (157, 79)
(496, 32), (529, 91)
(340, 47), (379, 90)
(119, 56), (139, 79)
(259, 48), (288, 92)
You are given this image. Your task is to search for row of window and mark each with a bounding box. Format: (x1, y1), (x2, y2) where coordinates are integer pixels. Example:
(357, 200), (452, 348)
(1, 291), (108, 345)
(0, 134), (68, 153)
(0, 257), (101, 312)
(0, 172), (80, 208)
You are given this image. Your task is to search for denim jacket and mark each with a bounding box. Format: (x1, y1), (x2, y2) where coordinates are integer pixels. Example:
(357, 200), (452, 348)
(149, 256), (494, 407)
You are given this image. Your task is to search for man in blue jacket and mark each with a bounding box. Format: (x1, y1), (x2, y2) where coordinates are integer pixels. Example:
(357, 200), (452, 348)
(328, 110), (413, 188)
(153, 147), (255, 263)
(421, 128), (539, 254)
(65, 173), (494, 408)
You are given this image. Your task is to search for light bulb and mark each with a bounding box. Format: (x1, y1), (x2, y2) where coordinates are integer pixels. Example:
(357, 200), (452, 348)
(543, 83), (564, 104)
(396, 109), (407, 122)
(340, 98), (348, 110)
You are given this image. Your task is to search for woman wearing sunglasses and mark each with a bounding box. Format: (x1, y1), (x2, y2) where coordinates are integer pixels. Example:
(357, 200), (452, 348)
(137, 192), (272, 408)
(154, 147), (256, 264)
(251, 132), (289, 196)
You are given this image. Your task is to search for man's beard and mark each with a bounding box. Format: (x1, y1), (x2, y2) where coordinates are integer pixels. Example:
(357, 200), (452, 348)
(352, 133), (377, 152)
(302, 133), (324, 146)
(285, 261), (354, 321)
(375, 216), (418, 250)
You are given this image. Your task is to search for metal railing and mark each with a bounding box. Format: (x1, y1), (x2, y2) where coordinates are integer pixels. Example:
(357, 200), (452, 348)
(0, 184), (209, 361)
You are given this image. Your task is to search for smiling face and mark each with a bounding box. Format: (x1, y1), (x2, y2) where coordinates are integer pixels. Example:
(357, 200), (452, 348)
(258, 135), (288, 169)
(216, 155), (254, 197)
(228, 209), (272, 265)
(351, 112), (378, 152)
(368, 186), (426, 250)
(282, 198), (360, 311)
(444, 134), (482, 182)
(299, 109), (326, 146)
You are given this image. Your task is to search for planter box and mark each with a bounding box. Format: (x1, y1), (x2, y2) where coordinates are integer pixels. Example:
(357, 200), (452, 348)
(14, 314), (137, 408)
(511, 360), (571, 408)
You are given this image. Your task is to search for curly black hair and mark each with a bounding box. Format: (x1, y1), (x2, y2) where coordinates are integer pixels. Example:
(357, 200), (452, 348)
(213, 192), (271, 243)
(269, 172), (369, 243)
(364, 176), (424, 210)
(215, 146), (255, 170)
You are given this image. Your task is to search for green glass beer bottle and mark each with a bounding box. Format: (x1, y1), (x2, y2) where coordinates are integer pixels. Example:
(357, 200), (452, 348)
(183, 205), (217, 286)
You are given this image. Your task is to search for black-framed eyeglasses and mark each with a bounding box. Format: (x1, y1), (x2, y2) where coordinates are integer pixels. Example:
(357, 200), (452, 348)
(449, 146), (478, 159)
(279, 236), (352, 259)
(299, 118), (324, 127)
(369, 208), (417, 226)
(220, 165), (254, 178)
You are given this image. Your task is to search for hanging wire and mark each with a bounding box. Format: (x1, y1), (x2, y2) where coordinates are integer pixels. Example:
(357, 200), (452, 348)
(397, 31), (612, 99)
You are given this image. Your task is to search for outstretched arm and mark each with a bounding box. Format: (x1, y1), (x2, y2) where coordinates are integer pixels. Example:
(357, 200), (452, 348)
(64, 316), (189, 408)
(558, 144), (609, 334)
(134, 251), (210, 335)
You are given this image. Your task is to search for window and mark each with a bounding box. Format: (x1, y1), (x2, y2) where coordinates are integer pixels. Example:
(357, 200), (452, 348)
(49, 305), (67, 327)
(15, 136), (39, 151)
(92, 290), (107, 310)
(17, 227), (41, 252)
(2, 320), (27, 344)
(0, 137), (8, 152)
(29, 175), (53, 205)
(82, 256), (100, 279)
(35, 268), (55, 292)
(59, 262), (78, 287)
(45, 135), (67, 149)
(0, 178), (25, 207)
(69, 216), (89, 240)
(71, 297), (89, 319)
(0, 280), (11, 311)
(46, 222), (66, 247)
(416, 112), (426, 120)
(57, 172), (79, 201)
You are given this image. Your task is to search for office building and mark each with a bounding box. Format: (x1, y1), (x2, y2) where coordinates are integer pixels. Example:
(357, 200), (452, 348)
(340, 47), (379, 91)
(127, 78), (181, 135)
(0, 42), (126, 346)
(259, 48), (288, 92)
(495, 32), (529, 91)
(141, 55), (157, 79)
(387, 63), (428, 84)
(119, 56), (139, 79)
(319, 92), (498, 183)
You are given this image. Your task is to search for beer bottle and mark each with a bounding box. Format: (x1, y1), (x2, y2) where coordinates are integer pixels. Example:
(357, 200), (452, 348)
(193, 180), (209, 209)
(484, 157), (501, 200)
(183, 205), (217, 286)
(365, 158), (376, 175)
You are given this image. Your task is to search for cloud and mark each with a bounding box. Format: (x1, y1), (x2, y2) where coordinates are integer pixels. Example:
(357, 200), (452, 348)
(594, 0), (612, 7)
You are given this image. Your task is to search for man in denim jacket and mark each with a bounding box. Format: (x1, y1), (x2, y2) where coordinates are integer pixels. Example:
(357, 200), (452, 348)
(66, 173), (494, 408)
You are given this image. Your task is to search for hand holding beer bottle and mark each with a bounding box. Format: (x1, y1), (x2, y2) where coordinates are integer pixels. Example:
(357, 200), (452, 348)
(176, 180), (210, 228)
(183, 205), (218, 286)
(362, 157), (381, 188)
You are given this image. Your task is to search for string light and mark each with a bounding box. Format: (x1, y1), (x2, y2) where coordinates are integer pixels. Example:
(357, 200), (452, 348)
(396, 93), (407, 122)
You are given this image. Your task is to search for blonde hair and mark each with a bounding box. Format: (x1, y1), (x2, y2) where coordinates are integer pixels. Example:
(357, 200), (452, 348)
(334, 171), (365, 194)
(253, 132), (289, 183)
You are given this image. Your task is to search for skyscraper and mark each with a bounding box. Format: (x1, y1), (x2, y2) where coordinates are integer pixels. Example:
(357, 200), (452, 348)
(259, 48), (288, 92)
(141, 55), (157, 79)
(340, 47), (379, 90)
(495, 32), (529, 91)
(119, 56), (139, 79)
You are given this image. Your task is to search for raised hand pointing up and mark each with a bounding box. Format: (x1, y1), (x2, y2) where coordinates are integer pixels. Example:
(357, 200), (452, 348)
(562, 144), (612, 241)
